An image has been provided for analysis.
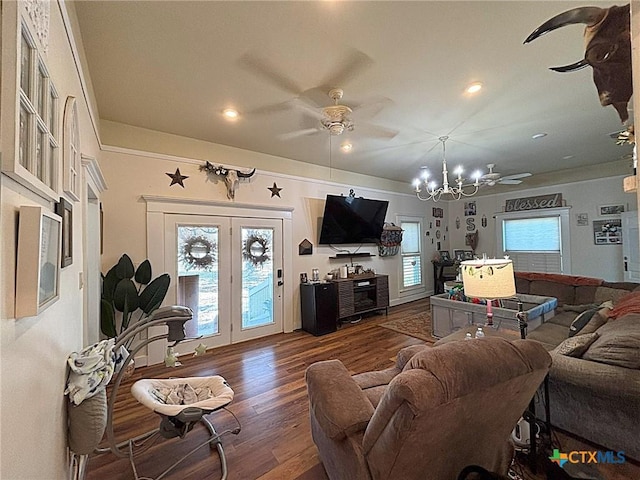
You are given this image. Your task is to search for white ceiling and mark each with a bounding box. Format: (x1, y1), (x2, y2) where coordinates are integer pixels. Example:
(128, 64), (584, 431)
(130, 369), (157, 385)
(72, 1), (634, 193)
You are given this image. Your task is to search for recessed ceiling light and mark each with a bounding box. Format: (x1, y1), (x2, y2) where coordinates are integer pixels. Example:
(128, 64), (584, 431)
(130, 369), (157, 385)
(465, 82), (483, 94)
(222, 108), (239, 120)
(532, 132), (547, 140)
(562, 155), (574, 160)
(341, 143), (352, 152)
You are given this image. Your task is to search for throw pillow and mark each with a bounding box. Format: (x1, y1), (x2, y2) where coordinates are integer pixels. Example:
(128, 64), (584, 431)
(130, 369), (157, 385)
(568, 309), (598, 337)
(555, 333), (599, 357)
(581, 314), (640, 369)
(578, 311), (608, 335)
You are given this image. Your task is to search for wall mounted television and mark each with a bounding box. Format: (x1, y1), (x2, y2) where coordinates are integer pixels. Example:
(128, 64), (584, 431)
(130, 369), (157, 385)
(318, 195), (389, 245)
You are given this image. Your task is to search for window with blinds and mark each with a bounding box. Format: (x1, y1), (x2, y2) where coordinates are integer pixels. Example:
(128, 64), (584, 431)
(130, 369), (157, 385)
(400, 220), (422, 289)
(496, 208), (570, 274)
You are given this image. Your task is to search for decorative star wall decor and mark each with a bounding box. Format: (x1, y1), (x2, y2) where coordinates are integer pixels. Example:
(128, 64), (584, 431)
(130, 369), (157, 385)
(166, 168), (189, 187)
(268, 182), (282, 198)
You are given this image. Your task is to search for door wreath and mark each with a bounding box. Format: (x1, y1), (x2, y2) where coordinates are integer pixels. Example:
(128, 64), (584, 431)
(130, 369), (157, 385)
(181, 235), (216, 270)
(243, 234), (270, 266)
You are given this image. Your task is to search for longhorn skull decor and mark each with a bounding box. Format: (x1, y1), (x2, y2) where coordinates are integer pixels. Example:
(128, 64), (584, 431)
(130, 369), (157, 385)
(199, 161), (256, 200)
(525, 4), (632, 123)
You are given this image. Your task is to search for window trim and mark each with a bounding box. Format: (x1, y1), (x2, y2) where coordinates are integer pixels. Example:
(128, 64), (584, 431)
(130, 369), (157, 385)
(397, 215), (425, 295)
(495, 207), (571, 274)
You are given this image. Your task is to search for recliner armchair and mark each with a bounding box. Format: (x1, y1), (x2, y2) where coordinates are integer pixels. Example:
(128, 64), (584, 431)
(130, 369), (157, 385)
(305, 337), (551, 480)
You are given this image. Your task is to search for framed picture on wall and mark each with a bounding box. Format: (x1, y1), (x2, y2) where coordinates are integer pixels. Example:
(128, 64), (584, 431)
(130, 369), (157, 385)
(55, 197), (73, 267)
(593, 219), (622, 245)
(598, 204), (625, 216)
(15, 206), (62, 317)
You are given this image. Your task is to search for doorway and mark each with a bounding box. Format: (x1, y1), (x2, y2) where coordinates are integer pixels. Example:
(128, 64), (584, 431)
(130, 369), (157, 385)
(158, 214), (284, 358)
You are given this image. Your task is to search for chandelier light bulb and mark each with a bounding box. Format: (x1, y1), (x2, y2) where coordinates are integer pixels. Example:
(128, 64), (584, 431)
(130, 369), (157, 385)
(412, 136), (480, 202)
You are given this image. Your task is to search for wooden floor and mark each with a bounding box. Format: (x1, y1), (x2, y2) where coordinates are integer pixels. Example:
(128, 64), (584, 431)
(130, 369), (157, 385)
(85, 299), (639, 480)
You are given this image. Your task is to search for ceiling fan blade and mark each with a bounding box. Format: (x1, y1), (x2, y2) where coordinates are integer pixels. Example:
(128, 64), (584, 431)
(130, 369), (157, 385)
(501, 172), (532, 181)
(498, 179), (523, 185)
(351, 97), (393, 120)
(358, 122), (399, 140)
(278, 128), (322, 141)
(290, 97), (325, 120)
(246, 101), (293, 116)
(321, 48), (374, 88)
(239, 53), (302, 96)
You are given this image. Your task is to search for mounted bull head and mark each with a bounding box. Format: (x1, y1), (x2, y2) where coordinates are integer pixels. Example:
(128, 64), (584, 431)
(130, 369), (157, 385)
(199, 161), (256, 200)
(524, 4), (632, 123)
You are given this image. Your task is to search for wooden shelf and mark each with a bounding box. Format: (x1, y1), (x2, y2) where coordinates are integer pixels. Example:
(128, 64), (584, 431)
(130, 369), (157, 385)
(329, 253), (374, 260)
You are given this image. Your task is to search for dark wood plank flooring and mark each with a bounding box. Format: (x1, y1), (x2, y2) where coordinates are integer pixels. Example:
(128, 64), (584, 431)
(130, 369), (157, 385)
(85, 299), (638, 480)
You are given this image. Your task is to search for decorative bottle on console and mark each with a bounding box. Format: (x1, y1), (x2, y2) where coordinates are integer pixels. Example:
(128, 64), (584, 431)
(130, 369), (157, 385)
(475, 327), (485, 339)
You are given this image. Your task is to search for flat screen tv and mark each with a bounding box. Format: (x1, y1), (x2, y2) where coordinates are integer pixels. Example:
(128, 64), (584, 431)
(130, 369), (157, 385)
(318, 195), (389, 245)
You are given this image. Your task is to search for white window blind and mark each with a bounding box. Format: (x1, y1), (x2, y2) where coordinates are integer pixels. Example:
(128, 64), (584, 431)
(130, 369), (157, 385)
(504, 217), (560, 252)
(496, 208), (570, 274)
(401, 221), (422, 289)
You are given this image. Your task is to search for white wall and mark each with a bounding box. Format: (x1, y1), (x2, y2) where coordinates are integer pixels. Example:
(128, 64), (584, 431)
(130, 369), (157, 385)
(98, 138), (435, 334)
(446, 177), (635, 281)
(0, 3), (102, 478)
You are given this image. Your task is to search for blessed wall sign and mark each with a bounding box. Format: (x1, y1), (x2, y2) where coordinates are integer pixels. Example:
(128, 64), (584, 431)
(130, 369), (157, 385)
(504, 193), (563, 212)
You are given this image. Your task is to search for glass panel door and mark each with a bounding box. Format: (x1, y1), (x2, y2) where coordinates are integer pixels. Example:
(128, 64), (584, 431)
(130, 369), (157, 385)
(231, 218), (283, 343)
(164, 215), (232, 356)
(158, 215), (283, 360)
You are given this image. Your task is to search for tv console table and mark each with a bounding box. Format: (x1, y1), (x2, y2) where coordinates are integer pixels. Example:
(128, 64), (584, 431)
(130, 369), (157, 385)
(333, 274), (389, 321)
(300, 275), (389, 336)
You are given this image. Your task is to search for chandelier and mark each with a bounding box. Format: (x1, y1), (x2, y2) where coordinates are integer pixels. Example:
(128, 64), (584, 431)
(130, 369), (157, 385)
(412, 136), (481, 202)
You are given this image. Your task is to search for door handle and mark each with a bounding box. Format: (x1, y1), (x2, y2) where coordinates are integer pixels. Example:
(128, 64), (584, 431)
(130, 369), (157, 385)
(278, 281), (284, 286)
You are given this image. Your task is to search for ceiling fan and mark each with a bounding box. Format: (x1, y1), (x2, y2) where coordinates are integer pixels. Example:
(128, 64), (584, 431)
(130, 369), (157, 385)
(480, 164), (532, 186)
(280, 88), (398, 140)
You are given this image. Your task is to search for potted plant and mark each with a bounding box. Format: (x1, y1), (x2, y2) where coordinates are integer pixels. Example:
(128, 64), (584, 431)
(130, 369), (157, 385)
(100, 254), (171, 344)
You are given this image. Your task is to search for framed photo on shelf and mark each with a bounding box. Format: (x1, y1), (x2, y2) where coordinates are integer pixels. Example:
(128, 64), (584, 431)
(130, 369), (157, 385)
(454, 249), (465, 261)
(15, 206), (62, 318)
(463, 250), (474, 260)
(439, 250), (451, 261)
(598, 204), (625, 216)
(55, 197), (73, 267)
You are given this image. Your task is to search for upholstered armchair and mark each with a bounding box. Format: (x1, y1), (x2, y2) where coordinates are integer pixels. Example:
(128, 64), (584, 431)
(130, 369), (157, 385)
(305, 337), (551, 480)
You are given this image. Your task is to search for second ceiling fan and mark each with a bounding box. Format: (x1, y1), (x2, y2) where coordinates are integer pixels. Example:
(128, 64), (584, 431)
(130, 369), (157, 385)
(480, 164), (532, 186)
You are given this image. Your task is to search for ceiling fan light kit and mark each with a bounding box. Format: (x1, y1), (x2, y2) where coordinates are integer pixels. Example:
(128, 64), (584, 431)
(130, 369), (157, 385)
(412, 136), (481, 202)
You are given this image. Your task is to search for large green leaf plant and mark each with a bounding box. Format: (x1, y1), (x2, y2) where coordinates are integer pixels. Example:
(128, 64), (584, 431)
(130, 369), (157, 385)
(101, 254), (171, 341)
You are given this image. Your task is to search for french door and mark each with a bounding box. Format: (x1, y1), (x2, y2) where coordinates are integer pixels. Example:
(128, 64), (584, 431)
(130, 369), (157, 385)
(161, 214), (283, 357)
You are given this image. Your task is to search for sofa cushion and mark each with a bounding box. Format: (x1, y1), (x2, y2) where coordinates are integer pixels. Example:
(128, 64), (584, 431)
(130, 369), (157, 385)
(574, 285), (599, 305)
(530, 280), (574, 306)
(515, 276), (530, 294)
(561, 303), (598, 313)
(602, 281), (639, 291)
(594, 286), (630, 305)
(527, 322), (569, 350)
(582, 314), (640, 369)
(555, 332), (600, 357)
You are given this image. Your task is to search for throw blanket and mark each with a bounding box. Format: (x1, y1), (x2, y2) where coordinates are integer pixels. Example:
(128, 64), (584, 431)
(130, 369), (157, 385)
(608, 291), (640, 319)
(64, 339), (116, 406)
(151, 384), (213, 405)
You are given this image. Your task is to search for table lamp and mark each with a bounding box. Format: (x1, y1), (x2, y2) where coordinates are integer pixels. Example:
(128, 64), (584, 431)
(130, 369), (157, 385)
(460, 257), (516, 329)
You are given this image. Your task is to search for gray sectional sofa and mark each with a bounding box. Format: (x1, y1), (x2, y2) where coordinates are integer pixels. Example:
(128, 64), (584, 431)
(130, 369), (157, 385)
(500, 272), (640, 461)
